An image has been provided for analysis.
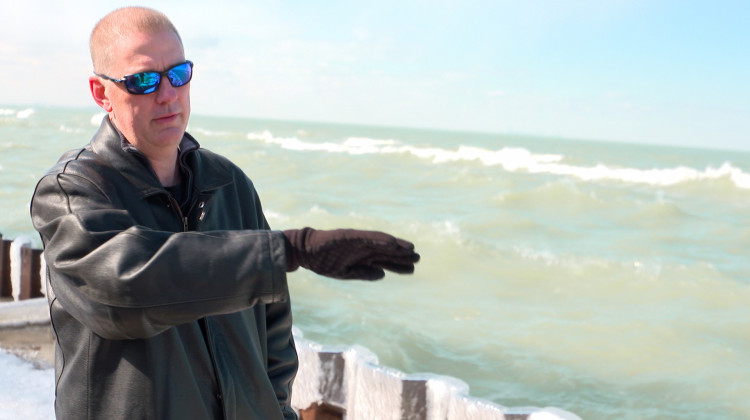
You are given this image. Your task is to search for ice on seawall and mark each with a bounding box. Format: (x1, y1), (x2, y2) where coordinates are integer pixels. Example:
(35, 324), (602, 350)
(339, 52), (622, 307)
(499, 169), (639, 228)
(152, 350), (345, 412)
(290, 327), (581, 420)
(8, 236), (47, 302)
(9, 236), (32, 302)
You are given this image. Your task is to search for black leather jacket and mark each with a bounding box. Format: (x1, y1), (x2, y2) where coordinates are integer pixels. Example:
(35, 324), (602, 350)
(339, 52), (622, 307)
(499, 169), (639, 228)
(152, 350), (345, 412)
(30, 118), (298, 419)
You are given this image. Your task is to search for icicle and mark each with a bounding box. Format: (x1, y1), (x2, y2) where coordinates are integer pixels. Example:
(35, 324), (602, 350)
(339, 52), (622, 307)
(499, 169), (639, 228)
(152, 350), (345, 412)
(10, 236), (32, 302)
(39, 252), (47, 298)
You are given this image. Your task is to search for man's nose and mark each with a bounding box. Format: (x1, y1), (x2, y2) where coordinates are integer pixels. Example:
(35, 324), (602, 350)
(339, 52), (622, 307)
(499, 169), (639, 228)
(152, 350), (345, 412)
(155, 75), (179, 103)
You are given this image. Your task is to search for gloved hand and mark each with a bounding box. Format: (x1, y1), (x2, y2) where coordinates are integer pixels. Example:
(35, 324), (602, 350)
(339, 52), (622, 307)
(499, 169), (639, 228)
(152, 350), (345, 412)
(282, 227), (420, 280)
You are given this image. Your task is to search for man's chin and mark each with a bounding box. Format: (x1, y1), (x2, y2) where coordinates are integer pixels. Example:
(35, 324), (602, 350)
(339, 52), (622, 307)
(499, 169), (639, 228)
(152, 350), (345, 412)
(154, 125), (187, 145)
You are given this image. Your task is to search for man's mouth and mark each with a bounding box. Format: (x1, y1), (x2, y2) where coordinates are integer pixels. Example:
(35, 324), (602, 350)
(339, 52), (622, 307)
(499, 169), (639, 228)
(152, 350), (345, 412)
(154, 113), (178, 123)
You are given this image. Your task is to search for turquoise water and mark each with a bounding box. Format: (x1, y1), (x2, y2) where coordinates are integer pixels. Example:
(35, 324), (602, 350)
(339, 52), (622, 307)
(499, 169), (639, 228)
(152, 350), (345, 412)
(2, 106), (750, 419)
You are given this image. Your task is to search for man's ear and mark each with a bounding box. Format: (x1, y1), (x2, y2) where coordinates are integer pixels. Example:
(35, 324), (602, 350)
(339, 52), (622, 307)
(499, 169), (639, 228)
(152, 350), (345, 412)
(89, 76), (113, 112)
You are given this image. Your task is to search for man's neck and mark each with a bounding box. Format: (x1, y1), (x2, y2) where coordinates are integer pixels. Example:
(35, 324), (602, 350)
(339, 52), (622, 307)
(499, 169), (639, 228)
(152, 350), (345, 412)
(108, 117), (183, 187)
(148, 150), (181, 187)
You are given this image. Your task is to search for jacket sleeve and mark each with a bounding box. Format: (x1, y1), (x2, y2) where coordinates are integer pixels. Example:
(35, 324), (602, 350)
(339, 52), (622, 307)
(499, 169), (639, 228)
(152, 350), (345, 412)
(30, 170), (290, 340)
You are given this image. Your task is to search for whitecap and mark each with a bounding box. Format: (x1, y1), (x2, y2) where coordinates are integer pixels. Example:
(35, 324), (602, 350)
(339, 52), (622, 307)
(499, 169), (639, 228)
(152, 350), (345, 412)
(536, 161), (750, 189)
(513, 246), (561, 267)
(189, 127), (234, 137)
(59, 125), (85, 134)
(246, 130), (750, 189)
(90, 112), (106, 125)
(15, 109), (34, 119)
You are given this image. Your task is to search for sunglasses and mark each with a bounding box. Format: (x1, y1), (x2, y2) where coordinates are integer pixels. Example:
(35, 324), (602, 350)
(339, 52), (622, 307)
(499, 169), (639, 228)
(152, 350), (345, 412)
(95, 60), (194, 95)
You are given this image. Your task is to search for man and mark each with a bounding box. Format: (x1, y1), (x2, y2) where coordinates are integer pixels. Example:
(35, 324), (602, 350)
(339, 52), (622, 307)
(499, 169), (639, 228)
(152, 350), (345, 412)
(30, 7), (419, 420)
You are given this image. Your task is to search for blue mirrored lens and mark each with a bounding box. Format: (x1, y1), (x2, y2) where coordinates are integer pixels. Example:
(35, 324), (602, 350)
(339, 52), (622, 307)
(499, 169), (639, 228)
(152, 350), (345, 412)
(167, 62), (193, 87)
(125, 72), (160, 94)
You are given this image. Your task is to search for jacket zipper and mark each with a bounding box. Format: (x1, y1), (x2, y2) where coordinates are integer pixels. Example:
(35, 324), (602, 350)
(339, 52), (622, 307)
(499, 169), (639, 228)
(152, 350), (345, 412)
(166, 195), (188, 232)
(167, 193), (225, 417)
(169, 196), (205, 233)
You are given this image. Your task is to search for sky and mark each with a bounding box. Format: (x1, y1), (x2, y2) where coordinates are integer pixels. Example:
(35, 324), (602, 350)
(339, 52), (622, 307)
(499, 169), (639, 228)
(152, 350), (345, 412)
(0, 0), (748, 151)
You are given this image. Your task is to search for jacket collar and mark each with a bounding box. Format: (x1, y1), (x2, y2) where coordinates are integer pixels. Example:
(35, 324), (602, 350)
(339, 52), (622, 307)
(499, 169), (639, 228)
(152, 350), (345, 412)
(89, 116), (232, 198)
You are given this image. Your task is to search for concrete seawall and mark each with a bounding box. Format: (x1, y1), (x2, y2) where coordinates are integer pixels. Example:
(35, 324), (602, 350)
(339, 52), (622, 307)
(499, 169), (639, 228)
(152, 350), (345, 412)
(0, 298), (580, 420)
(0, 233), (581, 419)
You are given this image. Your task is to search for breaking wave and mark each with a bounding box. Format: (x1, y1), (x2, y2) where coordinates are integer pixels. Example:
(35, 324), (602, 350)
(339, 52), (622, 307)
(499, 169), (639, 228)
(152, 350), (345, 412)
(247, 130), (750, 189)
(0, 108), (35, 119)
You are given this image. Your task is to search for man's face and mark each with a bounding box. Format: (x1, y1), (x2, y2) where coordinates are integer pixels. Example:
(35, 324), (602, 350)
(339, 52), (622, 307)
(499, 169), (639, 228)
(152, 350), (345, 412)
(100, 30), (190, 157)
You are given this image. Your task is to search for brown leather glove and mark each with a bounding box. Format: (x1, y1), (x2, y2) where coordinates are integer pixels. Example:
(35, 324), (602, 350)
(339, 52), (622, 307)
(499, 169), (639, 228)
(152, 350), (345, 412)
(282, 228), (420, 280)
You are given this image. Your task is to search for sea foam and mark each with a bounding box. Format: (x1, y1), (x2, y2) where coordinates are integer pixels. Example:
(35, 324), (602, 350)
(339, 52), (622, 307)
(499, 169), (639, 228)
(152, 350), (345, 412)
(15, 109), (34, 119)
(90, 112), (106, 126)
(0, 108), (34, 119)
(248, 130), (750, 189)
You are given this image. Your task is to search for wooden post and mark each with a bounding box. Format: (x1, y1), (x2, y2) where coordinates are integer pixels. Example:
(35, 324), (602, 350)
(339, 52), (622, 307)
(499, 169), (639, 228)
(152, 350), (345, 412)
(33, 248), (44, 297)
(299, 351), (346, 420)
(0, 237), (11, 298)
(318, 352), (346, 406)
(20, 246), (34, 300)
(401, 379), (428, 420)
(18, 247), (43, 300)
(299, 402), (345, 420)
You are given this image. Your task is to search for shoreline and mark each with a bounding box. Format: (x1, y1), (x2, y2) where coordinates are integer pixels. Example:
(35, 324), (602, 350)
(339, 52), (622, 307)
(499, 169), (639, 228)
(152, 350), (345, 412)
(0, 324), (54, 369)
(0, 298), (54, 369)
